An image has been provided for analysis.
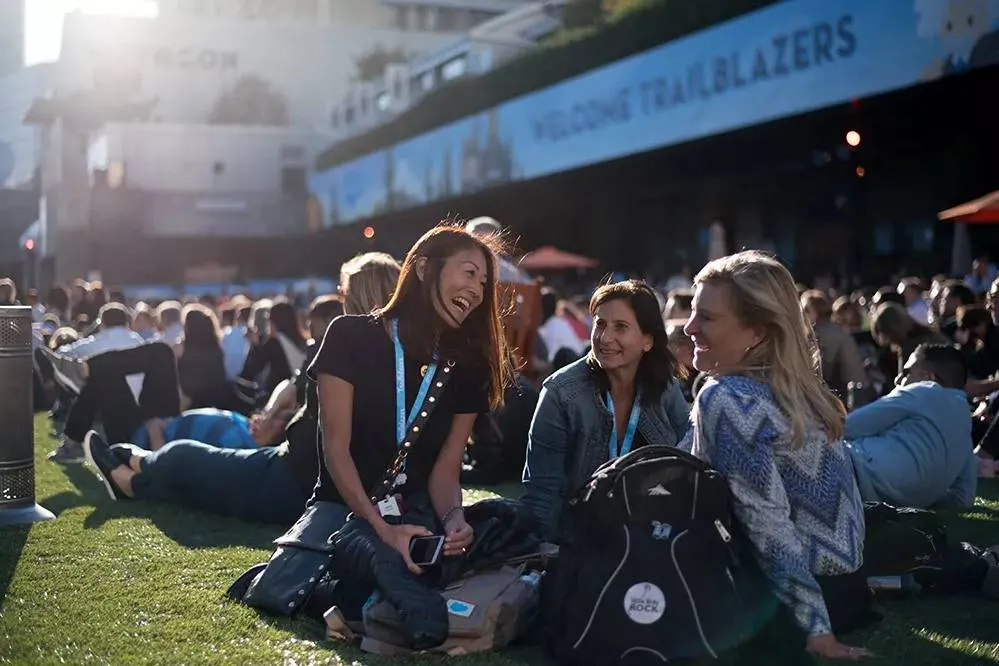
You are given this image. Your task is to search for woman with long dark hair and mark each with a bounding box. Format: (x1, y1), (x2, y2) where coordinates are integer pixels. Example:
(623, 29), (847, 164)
(177, 304), (229, 409)
(522, 279), (690, 542)
(238, 298), (310, 400)
(310, 223), (512, 571)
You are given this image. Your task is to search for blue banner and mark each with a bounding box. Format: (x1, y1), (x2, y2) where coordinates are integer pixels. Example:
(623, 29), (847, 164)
(310, 0), (999, 226)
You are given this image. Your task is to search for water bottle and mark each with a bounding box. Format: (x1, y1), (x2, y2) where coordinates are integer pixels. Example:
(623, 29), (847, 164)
(867, 573), (921, 597)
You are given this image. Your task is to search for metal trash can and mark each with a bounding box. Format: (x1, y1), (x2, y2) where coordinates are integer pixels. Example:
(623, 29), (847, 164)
(0, 305), (54, 525)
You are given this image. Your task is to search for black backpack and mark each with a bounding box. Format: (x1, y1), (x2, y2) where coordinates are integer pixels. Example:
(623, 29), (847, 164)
(543, 446), (769, 665)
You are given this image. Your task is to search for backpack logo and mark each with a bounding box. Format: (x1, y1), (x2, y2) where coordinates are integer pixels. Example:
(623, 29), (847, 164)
(446, 599), (476, 618)
(647, 483), (671, 496)
(624, 582), (665, 625)
(651, 521), (672, 541)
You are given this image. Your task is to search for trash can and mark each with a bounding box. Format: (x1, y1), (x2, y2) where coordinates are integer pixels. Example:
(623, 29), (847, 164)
(0, 305), (54, 525)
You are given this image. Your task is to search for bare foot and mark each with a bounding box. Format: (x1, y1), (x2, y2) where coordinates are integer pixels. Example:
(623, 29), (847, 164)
(109, 466), (137, 498)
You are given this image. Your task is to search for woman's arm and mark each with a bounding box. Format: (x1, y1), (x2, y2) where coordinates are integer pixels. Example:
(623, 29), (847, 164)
(691, 380), (833, 637)
(429, 412), (478, 556)
(317, 374), (386, 531)
(663, 380), (691, 440)
(522, 385), (571, 541)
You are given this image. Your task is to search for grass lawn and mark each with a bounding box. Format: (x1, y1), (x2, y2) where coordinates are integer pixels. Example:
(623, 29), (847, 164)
(2, 414), (999, 665)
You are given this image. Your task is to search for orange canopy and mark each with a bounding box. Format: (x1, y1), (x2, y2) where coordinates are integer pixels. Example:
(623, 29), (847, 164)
(938, 190), (999, 224)
(517, 246), (600, 271)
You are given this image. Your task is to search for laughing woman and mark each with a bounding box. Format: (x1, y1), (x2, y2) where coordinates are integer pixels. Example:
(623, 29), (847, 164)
(309, 224), (512, 571)
(680, 251), (871, 663)
(522, 280), (690, 542)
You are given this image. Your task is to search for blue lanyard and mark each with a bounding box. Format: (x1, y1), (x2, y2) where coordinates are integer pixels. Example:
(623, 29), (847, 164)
(605, 391), (641, 460)
(391, 319), (438, 447)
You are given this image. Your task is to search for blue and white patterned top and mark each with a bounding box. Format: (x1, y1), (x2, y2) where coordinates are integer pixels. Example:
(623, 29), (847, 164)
(679, 374), (865, 636)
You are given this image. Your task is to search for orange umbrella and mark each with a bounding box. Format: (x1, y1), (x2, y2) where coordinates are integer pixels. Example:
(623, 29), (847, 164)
(937, 190), (999, 224)
(518, 246), (600, 271)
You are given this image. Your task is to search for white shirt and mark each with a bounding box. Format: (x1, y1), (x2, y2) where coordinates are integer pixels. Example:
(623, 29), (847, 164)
(907, 299), (930, 325)
(157, 322), (184, 346)
(221, 324), (251, 379)
(539, 316), (587, 362)
(57, 326), (145, 360)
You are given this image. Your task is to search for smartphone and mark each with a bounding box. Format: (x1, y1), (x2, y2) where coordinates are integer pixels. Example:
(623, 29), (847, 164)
(409, 535), (446, 567)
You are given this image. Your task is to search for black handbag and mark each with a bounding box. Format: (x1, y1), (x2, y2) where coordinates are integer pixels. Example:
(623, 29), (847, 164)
(229, 360), (455, 616)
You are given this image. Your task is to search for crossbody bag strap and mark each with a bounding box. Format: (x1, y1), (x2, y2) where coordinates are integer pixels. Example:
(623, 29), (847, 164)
(368, 359), (456, 503)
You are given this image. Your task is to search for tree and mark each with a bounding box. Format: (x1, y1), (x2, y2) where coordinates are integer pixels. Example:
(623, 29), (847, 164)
(354, 46), (408, 83)
(207, 75), (290, 126)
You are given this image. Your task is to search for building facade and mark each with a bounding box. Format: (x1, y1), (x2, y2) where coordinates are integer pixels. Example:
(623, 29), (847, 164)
(0, 64), (53, 188)
(0, 0), (24, 78)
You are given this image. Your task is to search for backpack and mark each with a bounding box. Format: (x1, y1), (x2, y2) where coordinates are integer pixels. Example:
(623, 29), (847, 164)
(352, 564), (542, 656)
(543, 446), (768, 665)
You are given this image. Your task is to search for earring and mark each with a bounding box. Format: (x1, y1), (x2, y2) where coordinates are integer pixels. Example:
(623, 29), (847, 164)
(744, 346), (753, 354)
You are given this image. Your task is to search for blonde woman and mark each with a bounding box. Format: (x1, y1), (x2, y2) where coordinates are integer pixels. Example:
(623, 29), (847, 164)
(680, 251), (871, 663)
(340, 251), (401, 315)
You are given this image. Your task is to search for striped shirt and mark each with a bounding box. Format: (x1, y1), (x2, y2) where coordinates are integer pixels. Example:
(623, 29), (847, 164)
(132, 408), (256, 450)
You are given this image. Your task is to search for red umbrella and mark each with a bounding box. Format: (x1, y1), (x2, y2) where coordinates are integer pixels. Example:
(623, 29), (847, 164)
(517, 246), (600, 271)
(937, 190), (999, 224)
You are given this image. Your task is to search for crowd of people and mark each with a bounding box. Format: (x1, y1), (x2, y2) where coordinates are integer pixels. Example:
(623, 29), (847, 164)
(6, 221), (999, 663)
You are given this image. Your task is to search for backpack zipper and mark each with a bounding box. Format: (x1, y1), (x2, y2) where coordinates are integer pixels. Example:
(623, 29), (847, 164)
(714, 520), (732, 543)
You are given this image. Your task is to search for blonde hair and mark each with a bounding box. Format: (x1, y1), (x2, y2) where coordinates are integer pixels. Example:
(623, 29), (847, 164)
(340, 252), (401, 316)
(695, 251), (844, 445)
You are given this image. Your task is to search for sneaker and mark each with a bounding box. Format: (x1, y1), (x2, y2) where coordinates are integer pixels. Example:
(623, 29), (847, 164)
(109, 443), (148, 468)
(83, 431), (129, 501)
(47, 437), (84, 464)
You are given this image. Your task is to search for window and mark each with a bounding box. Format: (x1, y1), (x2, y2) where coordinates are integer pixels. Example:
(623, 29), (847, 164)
(437, 7), (457, 31)
(344, 106), (355, 123)
(330, 106), (340, 128)
(421, 71), (434, 91)
(441, 57), (466, 81)
(394, 6), (407, 30)
(376, 92), (391, 112)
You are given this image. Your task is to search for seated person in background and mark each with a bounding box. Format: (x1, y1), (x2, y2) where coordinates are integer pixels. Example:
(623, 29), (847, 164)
(176, 304), (231, 410)
(523, 280), (689, 542)
(135, 408), (263, 451)
(155, 301), (184, 345)
(801, 289), (869, 404)
(680, 251), (870, 662)
(238, 299), (309, 401)
(78, 292), (355, 525)
(846, 344), (976, 509)
(56, 302), (145, 361)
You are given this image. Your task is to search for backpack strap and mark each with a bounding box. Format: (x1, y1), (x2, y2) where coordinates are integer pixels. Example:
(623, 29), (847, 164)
(368, 359), (455, 503)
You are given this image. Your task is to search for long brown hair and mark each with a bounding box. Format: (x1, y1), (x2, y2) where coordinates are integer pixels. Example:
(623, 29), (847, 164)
(379, 223), (512, 410)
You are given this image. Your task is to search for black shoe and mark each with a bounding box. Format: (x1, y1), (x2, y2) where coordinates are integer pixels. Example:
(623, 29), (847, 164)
(83, 431), (129, 501)
(109, 443), (148, 468)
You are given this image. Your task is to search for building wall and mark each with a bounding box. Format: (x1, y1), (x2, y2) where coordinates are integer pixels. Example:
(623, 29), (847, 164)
(0, 0), (24, 78)
(88, 123), (328, 194)
(0, 64), (53, 187)
(55, 12), (460, 130)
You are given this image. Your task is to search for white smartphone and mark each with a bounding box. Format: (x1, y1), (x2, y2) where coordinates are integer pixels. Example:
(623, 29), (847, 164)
(409, 535), (446, 567)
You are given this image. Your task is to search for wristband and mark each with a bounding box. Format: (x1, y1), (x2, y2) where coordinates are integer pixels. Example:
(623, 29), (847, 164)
(440, 505), (464, 527)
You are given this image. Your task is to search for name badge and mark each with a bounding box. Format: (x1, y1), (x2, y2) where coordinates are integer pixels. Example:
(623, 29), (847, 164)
(377, 495), (402, 518)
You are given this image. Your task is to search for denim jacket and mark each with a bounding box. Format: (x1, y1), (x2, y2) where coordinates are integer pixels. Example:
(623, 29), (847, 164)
(522, 357), (691, 541)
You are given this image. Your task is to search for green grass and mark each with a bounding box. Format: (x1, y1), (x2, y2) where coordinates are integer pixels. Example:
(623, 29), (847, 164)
(2, 415), (999, 665)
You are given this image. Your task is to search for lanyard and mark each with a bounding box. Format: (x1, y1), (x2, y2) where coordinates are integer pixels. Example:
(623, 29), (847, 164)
(605, 390), (641, 460)
(391, 319), (438, 447)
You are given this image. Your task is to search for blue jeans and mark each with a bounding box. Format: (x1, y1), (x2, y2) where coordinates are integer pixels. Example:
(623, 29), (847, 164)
(131, 440), (308, 525)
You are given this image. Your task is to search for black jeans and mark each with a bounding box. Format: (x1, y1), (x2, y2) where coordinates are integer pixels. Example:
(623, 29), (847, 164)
(132, 441), (309, 525)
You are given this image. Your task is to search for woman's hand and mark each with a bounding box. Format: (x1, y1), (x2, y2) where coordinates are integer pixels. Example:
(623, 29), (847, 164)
(376, 523), (432, 575)
(806, 634), (872, 660)
(444, 512), (474, 557)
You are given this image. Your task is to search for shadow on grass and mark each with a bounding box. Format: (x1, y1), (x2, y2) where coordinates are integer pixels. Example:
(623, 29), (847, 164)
(49, 464), (279, 551)
(0, 525), (29, 614)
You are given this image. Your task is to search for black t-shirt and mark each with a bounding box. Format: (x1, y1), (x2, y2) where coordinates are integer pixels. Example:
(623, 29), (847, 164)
(307, 314), (489, 504)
